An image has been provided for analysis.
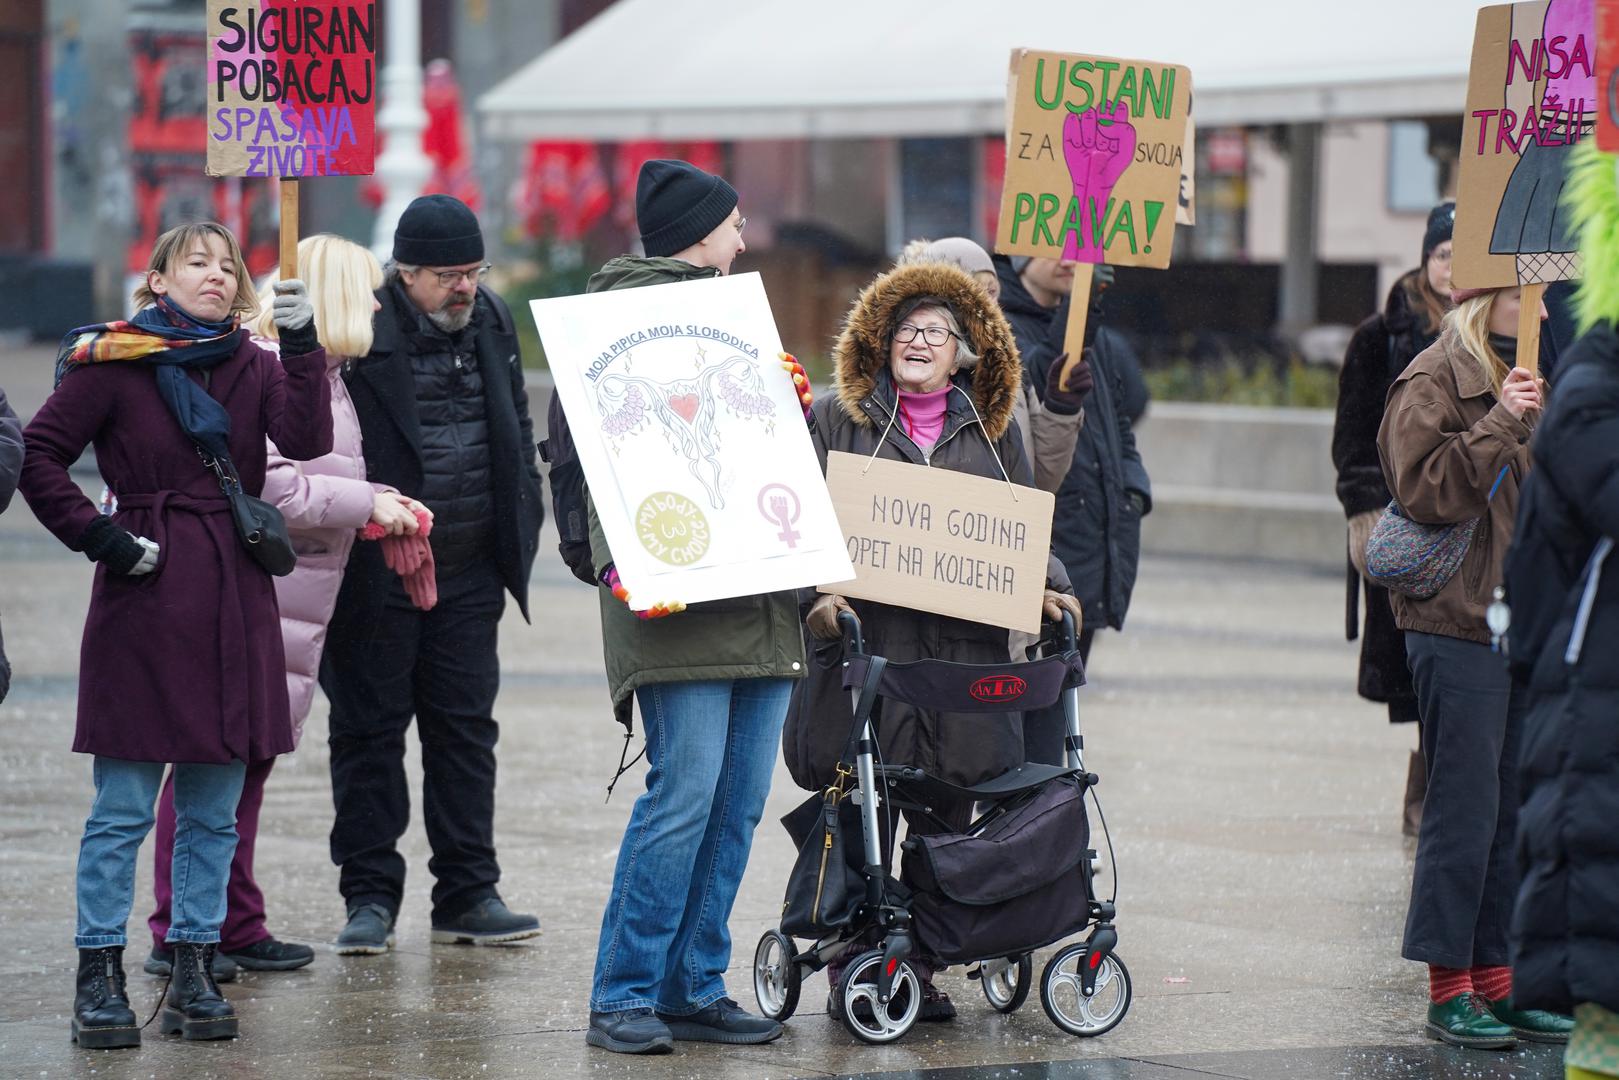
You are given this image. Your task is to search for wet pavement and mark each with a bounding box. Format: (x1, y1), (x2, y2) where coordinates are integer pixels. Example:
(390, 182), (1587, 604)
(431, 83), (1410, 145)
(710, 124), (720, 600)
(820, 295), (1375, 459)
(0, 347), (1564, 1078)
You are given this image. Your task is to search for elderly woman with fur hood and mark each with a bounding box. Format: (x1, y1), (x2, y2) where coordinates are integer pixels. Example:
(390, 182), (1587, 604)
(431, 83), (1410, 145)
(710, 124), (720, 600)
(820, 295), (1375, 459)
(783, 260), (1081, 1020)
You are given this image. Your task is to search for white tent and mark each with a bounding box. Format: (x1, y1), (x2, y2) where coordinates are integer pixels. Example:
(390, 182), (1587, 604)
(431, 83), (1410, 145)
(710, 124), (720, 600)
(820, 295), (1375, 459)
(478, 0), (1482, 140)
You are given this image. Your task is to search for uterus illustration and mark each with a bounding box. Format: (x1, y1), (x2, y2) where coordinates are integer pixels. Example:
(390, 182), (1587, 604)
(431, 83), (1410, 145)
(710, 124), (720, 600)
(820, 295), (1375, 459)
(596, 351), (776, 508)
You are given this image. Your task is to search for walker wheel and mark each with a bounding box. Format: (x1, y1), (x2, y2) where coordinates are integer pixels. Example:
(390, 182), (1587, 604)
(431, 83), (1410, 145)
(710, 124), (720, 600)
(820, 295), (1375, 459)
(831, 949), (921, 1044)
(752, 929), (801, 1021)
(979, 954), (1032, 1013)
(1040, 945), (1131, 1037)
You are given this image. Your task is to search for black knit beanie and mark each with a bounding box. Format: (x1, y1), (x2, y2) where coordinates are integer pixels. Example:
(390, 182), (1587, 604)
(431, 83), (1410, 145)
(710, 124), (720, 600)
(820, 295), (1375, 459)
(393, 194), (484, 266)
(636, 159), (738, 258)
(1422, 201), (1456, 265)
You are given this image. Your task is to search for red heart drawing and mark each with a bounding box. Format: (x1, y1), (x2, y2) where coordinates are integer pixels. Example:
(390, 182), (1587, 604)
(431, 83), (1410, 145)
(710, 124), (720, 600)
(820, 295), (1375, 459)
(667, 392), (700, 424)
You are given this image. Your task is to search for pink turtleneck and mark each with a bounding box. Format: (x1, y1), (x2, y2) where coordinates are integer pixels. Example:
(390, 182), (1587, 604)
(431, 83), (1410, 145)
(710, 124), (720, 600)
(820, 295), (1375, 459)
(897, 386), (951, 451)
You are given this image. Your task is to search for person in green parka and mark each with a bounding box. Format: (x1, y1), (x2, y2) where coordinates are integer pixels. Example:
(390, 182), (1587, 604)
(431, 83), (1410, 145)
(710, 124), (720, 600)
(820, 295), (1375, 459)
(583, 160), (808, 1056)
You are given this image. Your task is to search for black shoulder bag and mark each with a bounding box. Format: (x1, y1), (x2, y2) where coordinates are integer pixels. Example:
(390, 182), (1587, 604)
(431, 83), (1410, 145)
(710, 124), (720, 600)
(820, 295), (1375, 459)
(196, 446), (298, 577)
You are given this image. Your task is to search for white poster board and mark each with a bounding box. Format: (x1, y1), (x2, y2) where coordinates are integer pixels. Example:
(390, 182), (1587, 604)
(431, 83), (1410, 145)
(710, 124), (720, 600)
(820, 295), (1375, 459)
(531, 273), (852, 608)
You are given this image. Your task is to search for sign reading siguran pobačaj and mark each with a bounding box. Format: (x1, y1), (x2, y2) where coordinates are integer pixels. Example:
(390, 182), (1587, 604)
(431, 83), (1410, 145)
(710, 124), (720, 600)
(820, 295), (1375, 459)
(205, 1), (376, 178)
(820, 453), (1056, 635)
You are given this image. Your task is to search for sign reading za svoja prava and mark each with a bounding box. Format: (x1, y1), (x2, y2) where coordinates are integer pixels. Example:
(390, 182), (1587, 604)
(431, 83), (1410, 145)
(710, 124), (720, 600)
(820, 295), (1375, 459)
(206, 1), (376, 178)
(996, 48), (1193, 270)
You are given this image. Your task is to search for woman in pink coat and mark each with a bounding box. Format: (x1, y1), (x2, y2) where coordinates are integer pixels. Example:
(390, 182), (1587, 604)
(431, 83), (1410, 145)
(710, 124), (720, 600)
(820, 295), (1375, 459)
(144, 235), (431, 978)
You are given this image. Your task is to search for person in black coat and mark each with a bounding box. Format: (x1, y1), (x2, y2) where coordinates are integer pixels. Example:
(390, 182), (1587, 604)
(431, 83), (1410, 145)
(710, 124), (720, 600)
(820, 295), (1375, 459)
(1507, 322), (1619, 1069)
(320, 196), (544, 953)
(1332, 201), (1454, 836)
(994, 256), (1151, 663)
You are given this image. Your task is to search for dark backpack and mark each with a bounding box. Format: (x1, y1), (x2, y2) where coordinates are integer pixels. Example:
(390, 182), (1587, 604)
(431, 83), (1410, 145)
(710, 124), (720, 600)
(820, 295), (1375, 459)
(537, 391), (598, 585)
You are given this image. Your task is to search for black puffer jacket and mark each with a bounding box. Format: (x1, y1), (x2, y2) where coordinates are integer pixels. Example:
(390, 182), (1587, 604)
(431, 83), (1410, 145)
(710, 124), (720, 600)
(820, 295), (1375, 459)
(1331, 271), (1437, 710)
(402, 297), (495, 571)
(995, 258), (1150, 630)
(1508, 325), (1619, 1016)
(783, 262), (1072, 791)
(337, 283), (543, 620)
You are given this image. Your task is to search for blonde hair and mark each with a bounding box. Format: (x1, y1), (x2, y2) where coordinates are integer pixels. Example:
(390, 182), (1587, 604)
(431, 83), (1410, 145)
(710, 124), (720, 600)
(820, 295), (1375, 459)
(1443, 291), (1511, 397)
(133, 222), (260, 318)
(250, 233), (383, 359)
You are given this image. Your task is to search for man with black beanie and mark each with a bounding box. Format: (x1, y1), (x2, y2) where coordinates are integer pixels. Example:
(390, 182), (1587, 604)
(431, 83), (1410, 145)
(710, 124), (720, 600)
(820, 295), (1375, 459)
(321, 193), (544, 953)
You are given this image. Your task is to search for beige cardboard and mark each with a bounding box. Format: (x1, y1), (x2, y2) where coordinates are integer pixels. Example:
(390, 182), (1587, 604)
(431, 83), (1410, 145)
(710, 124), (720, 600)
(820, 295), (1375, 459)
(1454, 0), (1592, 287)
(207, 0), (253, 177)
(818, 452), (1055, 635)
(995, 48), (1192, 269)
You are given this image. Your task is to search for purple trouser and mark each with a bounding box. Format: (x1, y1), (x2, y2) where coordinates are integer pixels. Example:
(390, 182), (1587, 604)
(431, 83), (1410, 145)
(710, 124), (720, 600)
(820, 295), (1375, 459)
(148, 757), (276, 952)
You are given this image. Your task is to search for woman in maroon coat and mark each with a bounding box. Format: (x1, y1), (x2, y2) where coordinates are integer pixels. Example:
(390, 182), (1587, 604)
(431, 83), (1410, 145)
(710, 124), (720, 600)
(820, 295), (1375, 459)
(19, 223), (332, 1049)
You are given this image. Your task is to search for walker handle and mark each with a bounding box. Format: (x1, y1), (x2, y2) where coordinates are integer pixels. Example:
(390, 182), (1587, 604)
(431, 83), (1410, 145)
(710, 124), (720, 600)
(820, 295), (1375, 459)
(838, 609), (864, 656)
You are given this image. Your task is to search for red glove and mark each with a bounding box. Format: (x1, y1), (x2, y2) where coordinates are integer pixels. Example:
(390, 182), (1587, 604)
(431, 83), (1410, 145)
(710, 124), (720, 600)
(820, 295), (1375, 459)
(401, 540), (437, 611)
(601, 563), (685, 620)
(360, 507), (433, 543)
(780, 352), (813, 420)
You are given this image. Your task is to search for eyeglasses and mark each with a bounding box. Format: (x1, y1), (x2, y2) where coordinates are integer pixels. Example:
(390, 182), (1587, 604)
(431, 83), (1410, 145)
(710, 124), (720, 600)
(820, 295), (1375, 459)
(735, 217), (747, 235)
(422, 264), (492, 288)
(893, 324), (956, 347)
(1429, 248), (1453, 265)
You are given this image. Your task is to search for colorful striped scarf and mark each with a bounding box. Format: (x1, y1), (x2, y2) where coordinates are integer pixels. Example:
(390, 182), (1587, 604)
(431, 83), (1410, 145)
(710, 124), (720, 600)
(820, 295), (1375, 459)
(55, 296), (244, 459)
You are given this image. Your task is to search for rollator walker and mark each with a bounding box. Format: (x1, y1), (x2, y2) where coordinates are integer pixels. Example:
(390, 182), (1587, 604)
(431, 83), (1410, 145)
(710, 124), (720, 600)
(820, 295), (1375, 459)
(754, 609), (1129, 1045)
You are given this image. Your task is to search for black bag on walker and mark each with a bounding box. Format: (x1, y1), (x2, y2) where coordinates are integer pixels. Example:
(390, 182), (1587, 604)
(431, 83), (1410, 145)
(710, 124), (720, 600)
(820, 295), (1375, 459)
(902, 776), (1092, 964)
(780, 787), (866, 938)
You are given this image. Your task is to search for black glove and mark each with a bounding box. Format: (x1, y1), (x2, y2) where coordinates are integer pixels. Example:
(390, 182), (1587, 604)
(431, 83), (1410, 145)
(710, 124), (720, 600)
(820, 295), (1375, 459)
(1044, 352), (1092, 415)
(78, 516), (146, 575)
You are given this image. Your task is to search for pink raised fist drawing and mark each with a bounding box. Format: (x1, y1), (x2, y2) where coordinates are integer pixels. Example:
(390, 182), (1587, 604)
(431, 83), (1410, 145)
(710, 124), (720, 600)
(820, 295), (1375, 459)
(1062, 102), (1136, 262)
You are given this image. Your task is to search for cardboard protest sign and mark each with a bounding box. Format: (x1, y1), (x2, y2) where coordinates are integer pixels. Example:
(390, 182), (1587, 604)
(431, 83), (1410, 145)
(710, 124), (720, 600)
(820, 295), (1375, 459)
(819, 453), (1055, 635)
(205, 0), (376, 178)
(995, 48), (1193, 269)
(1454, 0), (1594, 289)
(1599, 0), (1619, 149)
(531, 274), (852, 608)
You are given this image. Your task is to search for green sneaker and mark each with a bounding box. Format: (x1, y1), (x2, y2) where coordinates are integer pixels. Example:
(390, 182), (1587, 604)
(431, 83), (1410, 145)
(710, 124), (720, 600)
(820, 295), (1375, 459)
(1425, 992), (1517, 1050)
(1487, 997), (1574, 1043)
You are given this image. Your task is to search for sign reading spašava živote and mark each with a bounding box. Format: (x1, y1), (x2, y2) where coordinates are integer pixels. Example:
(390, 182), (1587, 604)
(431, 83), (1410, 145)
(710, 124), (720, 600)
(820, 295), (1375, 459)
(820, 452), (1055, 635)
(205, 0), (376, 178)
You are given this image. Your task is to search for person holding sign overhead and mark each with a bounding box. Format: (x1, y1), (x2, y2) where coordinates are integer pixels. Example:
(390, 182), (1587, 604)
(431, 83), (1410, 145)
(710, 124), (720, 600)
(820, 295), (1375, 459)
(1377, 284), (1570, 1049)
(784, 259), (1081, 1020)
(582, 160), (808, 1056)
(19, 221), (334, 1047)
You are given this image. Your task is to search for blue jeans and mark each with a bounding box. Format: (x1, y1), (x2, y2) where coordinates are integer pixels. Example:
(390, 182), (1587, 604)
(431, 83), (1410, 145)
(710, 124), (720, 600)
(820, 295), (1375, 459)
(591, 678), (792, 1014)
(76, 757), (246, 948)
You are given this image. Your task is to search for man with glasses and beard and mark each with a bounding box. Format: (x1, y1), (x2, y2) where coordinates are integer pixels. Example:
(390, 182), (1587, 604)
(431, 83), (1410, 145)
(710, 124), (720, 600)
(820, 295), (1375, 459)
(322, 194), (544, 954)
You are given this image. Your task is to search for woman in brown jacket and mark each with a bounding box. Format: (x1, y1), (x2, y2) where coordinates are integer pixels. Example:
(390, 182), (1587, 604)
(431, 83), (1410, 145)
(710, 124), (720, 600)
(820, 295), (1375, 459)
(1376, 283), (1568, 1050)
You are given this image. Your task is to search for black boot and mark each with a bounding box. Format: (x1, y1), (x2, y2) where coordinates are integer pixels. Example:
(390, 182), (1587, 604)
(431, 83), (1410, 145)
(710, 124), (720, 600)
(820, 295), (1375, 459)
(159, 942), (238, 1040)
(72, 946), (140, 1049)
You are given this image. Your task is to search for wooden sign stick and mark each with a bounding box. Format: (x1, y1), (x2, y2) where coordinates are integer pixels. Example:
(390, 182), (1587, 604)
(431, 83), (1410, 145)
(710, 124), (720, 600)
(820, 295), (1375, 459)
(279, 180), (300, 282)
(1515, 281), (1546, 378)
(1059, 264), (1096, 385)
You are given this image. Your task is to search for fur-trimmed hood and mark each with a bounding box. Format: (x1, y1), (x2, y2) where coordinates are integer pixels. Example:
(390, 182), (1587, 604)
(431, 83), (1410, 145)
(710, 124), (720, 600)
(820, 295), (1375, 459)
(831, 262), (1021, 442)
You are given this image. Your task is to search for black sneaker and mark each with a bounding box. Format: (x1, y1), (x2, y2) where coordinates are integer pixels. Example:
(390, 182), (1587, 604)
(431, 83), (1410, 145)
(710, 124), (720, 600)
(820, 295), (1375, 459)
(429, 897), (540, 945)
(144, 944), (237, 983)
(586, 1009), (674, 1054)
(656, 997), (783, 1044)
(223, 936), (315, 971)
(334, 904), (395, 956)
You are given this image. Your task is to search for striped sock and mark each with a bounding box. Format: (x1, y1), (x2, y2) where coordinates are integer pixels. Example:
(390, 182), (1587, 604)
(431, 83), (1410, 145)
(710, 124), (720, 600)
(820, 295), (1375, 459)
(1473, 965), (1513, 1002)
(1429, 964), (1473, 1004)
